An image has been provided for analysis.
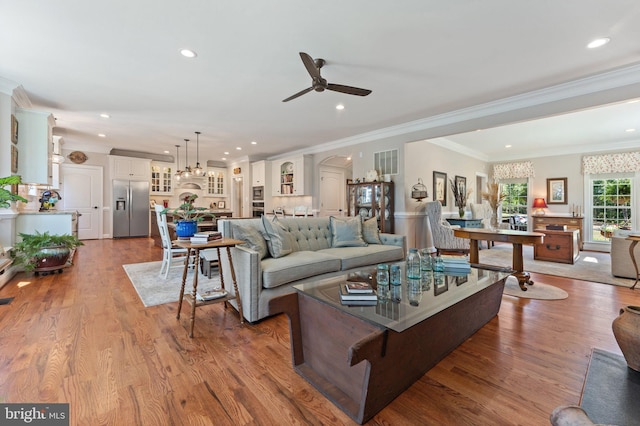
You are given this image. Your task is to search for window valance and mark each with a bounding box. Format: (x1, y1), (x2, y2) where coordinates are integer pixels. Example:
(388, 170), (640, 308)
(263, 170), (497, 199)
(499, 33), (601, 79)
(582, 152), (640, 174)
(493, 161), (535, 180)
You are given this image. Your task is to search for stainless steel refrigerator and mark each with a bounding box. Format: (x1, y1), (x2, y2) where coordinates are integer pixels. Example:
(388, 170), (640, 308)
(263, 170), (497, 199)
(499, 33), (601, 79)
(113, 180), (150, 238)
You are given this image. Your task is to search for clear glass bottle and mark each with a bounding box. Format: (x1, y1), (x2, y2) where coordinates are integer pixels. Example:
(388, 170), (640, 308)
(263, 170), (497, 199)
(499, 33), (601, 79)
(407, 278), (422, 306)
(376, 263), (390, 301)
(390, 264), (402, 286)
(433, 253), (445, 288)
(406, 248), (421, 280)
(420, 248), (432, 290)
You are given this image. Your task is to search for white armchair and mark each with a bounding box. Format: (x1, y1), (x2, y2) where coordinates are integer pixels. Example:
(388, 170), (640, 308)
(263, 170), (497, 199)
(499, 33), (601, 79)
(425, 201), (470, 253)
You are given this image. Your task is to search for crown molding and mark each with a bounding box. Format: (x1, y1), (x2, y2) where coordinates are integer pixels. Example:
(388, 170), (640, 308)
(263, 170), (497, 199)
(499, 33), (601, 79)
(294, 62), (640, 155)
(10, 85), (32, 108)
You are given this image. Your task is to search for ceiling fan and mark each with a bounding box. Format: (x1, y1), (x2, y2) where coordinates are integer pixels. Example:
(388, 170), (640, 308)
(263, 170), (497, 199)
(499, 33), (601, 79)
(282, 52), (372, 102)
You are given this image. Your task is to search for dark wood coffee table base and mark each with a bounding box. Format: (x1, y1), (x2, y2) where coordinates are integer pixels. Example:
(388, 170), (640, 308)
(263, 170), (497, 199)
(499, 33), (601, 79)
(269, 278), (506, 424)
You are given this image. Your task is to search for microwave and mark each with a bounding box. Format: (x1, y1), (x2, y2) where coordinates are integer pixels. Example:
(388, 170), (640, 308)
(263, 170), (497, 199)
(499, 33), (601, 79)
(252, 186), (264, 200)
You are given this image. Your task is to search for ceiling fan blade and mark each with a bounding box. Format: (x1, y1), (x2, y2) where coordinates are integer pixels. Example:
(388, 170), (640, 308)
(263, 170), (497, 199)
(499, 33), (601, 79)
(327, 83), (372, 96)
(299, 52), (321, 80)
(282, 86), (314, 102)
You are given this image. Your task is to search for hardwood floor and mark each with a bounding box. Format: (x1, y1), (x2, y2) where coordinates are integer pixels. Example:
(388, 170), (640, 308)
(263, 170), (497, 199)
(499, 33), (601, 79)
(0, 238), (638, 425)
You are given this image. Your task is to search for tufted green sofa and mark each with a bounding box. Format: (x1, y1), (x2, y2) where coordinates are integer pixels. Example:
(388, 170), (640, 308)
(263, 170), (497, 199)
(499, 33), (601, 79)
(218, 217), (406, 323)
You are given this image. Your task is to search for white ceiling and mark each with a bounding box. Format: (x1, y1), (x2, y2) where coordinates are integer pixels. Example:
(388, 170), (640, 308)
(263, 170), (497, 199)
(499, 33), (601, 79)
(2, 1), (640, 165)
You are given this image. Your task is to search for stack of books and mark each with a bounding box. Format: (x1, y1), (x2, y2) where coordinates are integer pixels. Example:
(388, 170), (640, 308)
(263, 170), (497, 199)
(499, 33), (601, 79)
(339, 281), (378, 305)
(190, 231), (222, 244)
(441, 254), (471, 275)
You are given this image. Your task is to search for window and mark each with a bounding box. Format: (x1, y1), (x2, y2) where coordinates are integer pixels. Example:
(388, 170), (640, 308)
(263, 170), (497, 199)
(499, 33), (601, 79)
(501, 180), (528, 215)
(374, 149), (398, 176)
(590, 177), (632, 241)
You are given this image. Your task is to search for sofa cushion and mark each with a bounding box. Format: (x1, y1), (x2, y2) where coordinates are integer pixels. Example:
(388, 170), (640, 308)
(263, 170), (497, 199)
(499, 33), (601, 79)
(232, 223), (268, 259)
(319, 244), (404, 270)
(261, 215), (294, 258)
(330, 216), (367, 248)
(261, 251), (341, 289)
(362, 216), (382, 244)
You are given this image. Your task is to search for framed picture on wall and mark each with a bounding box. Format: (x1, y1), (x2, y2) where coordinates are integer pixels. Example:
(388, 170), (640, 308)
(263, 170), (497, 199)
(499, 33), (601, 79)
(547, 177), (567, 204)
(433, 171), (447, 206)
(11, 145), (18, 173)
(11, 114), (18, 144)
(217, 201), (225, 209)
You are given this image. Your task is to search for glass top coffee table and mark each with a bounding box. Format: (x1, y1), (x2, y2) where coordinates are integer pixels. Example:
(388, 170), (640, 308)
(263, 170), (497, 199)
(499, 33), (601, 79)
(269, 265), (509, 424)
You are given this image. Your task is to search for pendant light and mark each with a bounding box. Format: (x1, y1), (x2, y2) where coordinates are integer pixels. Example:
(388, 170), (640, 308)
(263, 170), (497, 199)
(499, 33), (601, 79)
(193, 131), (203, 176)
(182, 138), (192, 178)
(174, 144), (183, 181)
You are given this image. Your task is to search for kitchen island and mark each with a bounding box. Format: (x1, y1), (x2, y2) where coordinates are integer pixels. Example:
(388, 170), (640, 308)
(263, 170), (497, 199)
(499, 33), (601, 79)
(16, 210), (79, 238)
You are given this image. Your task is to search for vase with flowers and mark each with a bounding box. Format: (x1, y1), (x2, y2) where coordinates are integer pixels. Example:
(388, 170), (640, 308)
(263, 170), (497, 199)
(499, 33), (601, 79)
(481, 181), (506, 229)
(449, 178), (472, 218)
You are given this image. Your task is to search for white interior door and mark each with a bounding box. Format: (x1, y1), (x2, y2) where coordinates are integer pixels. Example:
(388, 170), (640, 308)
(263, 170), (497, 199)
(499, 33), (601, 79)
(319, 169), (345, 216)
(61, 164), (103, 240)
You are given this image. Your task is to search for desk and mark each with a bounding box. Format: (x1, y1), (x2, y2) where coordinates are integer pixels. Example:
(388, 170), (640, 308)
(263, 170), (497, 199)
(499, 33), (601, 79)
(174, 238), (245, 337)
(445, 218), (483, 228)
(454, 228), (544, 291)
(626, 235), (640, 290)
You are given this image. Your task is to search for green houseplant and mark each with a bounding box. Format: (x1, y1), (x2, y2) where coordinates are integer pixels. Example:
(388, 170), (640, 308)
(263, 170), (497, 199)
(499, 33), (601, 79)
(0, 175), (28, 208)
(161, 194), (214, 238)
(11, 231), (83, 273)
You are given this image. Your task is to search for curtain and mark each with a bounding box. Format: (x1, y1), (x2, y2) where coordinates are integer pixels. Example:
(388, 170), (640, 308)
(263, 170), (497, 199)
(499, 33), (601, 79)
(492, 161), (535, 180)
(582, 152), (640, 174)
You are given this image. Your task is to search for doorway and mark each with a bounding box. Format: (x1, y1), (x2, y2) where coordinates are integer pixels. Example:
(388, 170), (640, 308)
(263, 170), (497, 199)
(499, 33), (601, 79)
(233, 176), (243, 217)
(318, 155), (352, 217)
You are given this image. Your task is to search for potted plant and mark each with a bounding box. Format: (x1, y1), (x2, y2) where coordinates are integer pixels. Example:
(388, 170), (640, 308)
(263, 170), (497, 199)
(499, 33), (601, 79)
(449, 178), (472, 218)
(0, 175), (28, 208)
(11, 231), (83, 274)
(481, 181), (506, 229)
(600, 224), (618, 239)
(161, 194), (214, 238)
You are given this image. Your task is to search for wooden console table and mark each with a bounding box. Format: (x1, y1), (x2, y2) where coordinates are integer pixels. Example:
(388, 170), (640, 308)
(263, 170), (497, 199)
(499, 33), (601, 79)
(174, 238), (245, 337)
(532, 215), (584, 250)
(454, 228), (544, 291)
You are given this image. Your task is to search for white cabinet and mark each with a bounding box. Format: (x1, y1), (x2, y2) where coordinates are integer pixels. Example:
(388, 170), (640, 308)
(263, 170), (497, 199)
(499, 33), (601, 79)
(15, 108), (55, 185)
(251, 160), (267, 186)
(206, 167), (227, 196)
(271, 155), (312, 196)
(150, 161), (174, 194)
(16, 212), (73, 236)
(109, 155), (150, 181)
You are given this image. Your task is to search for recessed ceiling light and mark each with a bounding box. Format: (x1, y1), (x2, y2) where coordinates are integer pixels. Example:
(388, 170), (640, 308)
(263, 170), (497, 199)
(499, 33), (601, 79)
(251, 141), (257, 145)
(98, 133), (106, 138)
(221, 157), (227, 161)
(236, 147), (242, 150)
(224, 151), (229, 155)
(163, 150), (170, 154)
(587, 38), (610, 49)
(505, 144), (512, 148)
(336, 104), (345, 110)
(180, 49), (197, 58)
(626, 128), (636, 133)
(99, 113), (110, 118)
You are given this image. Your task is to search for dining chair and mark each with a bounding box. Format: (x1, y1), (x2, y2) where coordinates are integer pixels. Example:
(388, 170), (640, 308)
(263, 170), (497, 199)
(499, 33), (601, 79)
(154, 205), (189, 279)
(292, 205), (308, 217)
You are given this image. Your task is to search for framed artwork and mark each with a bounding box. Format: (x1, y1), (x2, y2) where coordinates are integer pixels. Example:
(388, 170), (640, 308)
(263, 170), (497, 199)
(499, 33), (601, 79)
(11, 114), (18, 144)
(547, 178), (568, 204)
(434, 279), (449, 296)
(217, 201), (225, 209)
(433, 171), (447, 206)
(454, 175), (466, 196)
(11, 145), (18, 173)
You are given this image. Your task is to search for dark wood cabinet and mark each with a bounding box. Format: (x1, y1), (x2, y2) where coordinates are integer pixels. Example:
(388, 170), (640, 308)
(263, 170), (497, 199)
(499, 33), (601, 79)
(347, 181), (394, 233)
(534, 229), (580, 264)
(532, 215), (584, 250)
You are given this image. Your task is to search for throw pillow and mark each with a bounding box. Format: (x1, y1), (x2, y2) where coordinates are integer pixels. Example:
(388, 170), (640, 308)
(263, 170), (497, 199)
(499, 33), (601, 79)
(261, 215), (293, 258)
(330, 216), (368, 248)
(232, 224), (268, 259)
(361, 216), (382, 244)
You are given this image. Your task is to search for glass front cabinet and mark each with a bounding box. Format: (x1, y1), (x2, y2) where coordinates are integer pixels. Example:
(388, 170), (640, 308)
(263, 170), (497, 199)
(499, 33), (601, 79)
(347, 181), (394, 233)
(150, 162), (173, 194)
(206, 167), (226, 196)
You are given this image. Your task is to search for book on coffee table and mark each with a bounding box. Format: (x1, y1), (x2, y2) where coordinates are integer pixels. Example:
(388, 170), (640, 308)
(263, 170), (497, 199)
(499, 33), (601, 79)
(339, 284), (377, 301)
(345, 281), (374, 293)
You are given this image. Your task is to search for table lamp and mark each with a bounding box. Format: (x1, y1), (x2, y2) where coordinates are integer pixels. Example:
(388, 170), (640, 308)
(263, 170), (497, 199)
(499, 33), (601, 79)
(532, 198), (548, 215)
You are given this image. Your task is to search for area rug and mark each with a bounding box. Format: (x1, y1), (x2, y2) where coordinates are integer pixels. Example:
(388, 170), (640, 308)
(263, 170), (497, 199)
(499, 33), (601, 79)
(502, 276), (568, 300)
(123, 261), (221, 307)
(479, 244), (635, 288)
(581, 348), (640, 425)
